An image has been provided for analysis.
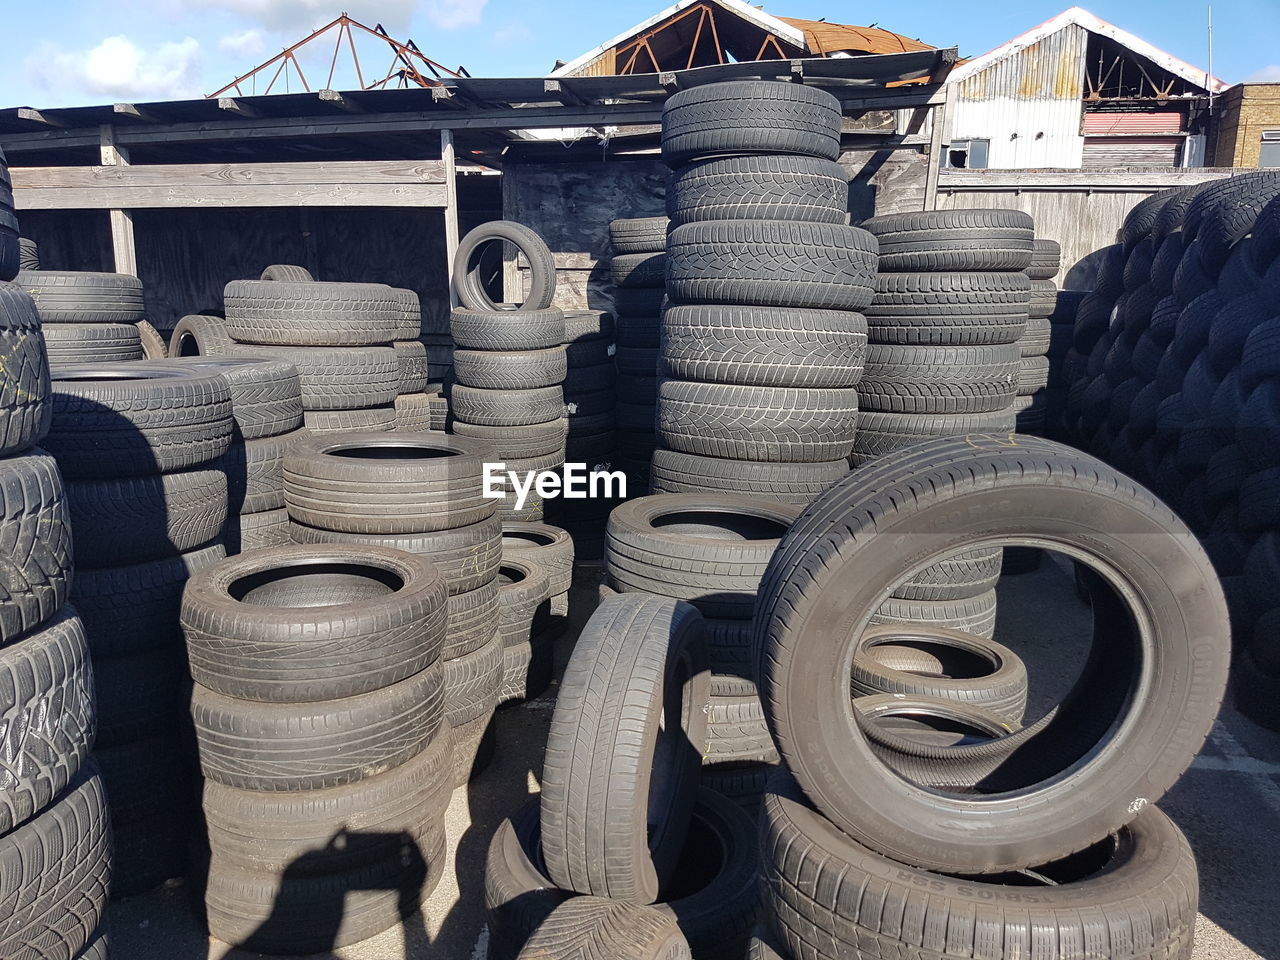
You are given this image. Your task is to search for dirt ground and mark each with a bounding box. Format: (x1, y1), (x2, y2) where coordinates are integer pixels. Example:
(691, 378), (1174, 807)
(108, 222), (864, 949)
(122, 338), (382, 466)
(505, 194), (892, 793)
(109, 560), (1280, 960)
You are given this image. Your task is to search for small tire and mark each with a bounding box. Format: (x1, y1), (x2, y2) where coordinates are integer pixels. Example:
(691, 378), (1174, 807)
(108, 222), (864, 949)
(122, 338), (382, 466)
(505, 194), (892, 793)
(455, 222), (555, 312)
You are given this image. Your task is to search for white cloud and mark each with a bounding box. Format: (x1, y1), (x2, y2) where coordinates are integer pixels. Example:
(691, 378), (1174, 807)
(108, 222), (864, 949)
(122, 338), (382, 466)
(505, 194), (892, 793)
(190, 0), (420, 32)
(424, 0), (487, 29)
(1246, 65), (1280, 83)
(27, 35), (203, 100)
(219, 28), (266, 57)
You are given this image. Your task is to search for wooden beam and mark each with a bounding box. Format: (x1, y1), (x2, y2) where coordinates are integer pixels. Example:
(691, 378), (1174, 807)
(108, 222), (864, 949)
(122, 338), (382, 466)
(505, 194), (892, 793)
(113, 103), (161, 123)
(318, 89), (365, 113)
(441, 129), (460, 308)
(98, 126), (137, 276)
(544, 79), (586, 107)
(12, 159), (450, 209)
(17, 108), (65, 127)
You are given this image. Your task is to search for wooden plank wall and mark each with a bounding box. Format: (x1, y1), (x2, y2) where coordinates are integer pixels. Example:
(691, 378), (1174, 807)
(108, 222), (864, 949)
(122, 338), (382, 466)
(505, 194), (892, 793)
(17, 206), (450, 335)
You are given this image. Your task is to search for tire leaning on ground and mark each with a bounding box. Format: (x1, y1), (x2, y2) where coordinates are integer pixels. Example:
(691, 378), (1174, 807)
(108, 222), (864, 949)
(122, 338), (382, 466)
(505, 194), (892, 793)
(284, 431), (495, 535)
(0, 282), (52, 456)
(755, 434), (1231, 873)
(760, 771), (1198, 960)
(516, 898), (692, 960)
(454, 221), (555, 313)
(606, 494), (799, 619)
(541, 594), (710, 903)
(182, 544), (448, 702)
(486, 789), (759, 960)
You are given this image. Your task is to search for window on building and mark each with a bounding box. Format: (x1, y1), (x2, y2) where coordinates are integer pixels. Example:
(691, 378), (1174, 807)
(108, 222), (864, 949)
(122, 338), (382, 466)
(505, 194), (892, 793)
(1262, 131), (1280, 168)
(946, 139), (990, 169)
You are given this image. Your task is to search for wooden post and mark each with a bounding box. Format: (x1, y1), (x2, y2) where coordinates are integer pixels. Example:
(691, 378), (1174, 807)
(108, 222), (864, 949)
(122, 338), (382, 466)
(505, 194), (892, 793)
(923, 85), (953, 212)
(440, 129), (460, 307)
(98, 125), (137, 275)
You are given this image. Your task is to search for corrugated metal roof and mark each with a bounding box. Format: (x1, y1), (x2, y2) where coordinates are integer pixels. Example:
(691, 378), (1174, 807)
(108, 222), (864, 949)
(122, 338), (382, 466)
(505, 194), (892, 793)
(955, 23), (1086, 102)
(777, 18), (935, 56)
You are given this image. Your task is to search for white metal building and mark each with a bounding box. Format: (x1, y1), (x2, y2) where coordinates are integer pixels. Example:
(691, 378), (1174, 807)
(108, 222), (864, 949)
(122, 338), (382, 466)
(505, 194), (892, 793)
(945, 7), (1226, 170)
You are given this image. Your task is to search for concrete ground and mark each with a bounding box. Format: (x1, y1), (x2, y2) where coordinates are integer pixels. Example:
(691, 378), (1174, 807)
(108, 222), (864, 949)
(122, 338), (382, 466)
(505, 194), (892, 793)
(109, 561), (1280, 960)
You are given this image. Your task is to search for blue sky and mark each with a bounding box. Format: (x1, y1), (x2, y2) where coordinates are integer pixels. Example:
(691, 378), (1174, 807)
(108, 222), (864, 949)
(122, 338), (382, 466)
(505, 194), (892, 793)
(2, 0), (1277, 107)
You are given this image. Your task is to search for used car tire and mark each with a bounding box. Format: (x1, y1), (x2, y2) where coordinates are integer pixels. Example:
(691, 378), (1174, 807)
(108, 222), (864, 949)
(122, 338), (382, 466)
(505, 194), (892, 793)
(0, 450), (73, 643)
(230, 343), (397, 411)
(860, 210), (1034, 272)
(667, 155), (848, 227)
(517, 898), (692, 960)
(755, 434), (1230, 873)
(454, 221), (555, 312)
(0, 282), (52, 456)
(541, 594), (709, 903)
(168, 313), (232, 357)
(17, 271), (144, 324)
(650, 449), (848, 505)
(223, 280), (400, 346)
(42, 323), (144, 364)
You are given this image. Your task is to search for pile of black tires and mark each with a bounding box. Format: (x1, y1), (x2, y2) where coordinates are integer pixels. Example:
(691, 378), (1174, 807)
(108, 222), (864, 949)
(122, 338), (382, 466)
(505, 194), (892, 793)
(181, 543), (453, 953)
(46, 362), (233, 896)
(1013, 236), (1064, 433)
(0, 245), (111, 958)
(751, 435), (1228, 960)
(17, 267), (160, 364)
(1061, 171), (1280, 730)
(652, 80), (870, 505)
(283, 431), (509, 783)
(601, 494), (798, 802)
(449, 221), (567, 521)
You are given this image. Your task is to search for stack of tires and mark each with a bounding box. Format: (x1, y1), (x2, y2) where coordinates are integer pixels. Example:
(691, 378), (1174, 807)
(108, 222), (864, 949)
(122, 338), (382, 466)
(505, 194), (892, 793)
(449, 222), (567, 523)
(0, 147), (16, 281)
(1013, 238), (1061, 433)
(222, 274), (401, 434)
(172, 356), (305, 554)
(283, 431), (506, 785)
(182, 544), (452, 953)
(601, 494), (799, 810)
(502, 521), (575, 640)
(752, 435), (1227, 960)
(18, 269), (149, 365)
(487, 593), (759, 960)
(494, 556), (554, 706)
(0, 273), (112, 958)
(389, 286), (436, 430)
(1060, 173), (1280, 730)
(45, 361), (233, 896)
(609, 219), (666, 495)
(654, 81), (871, 507)
(852, 209), (1034, 635)
(1059, 242), (1125, 444)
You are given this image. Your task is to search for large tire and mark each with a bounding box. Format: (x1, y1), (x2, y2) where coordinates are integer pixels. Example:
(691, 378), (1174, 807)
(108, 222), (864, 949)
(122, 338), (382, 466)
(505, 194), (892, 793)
(454, 221), (555, 312)
(853, 623), (1029, 724)
(45, 363), (232, 478)
(0, 451), (73, 644)
(292, 512), (502, 597)
(762, 772), (1196, 960)
(858, 343), (1020, 414)
(16, 271), (144, 324)
(229, 343), (398, 411)
(222, 280), (400, 346)
(612, 252), (667, 289)
(487, 790), (758, 960)
(302, 405), (395, 433)
(284, 430), (495, 535)
(182, 544), (447, 702)
(605, 494), (798, 619)
(756, 435), (1230, 873)
(518, 898), (692, 960)
(657, 379), (858, 463)
(70, 542), (226, 658)
(168, 313), (232, 357)
(452, 384), (564, 427)
(0, 766), (110, 960)
(0, 607), (95, 836)
(0, 282), (52, 456)
(444, 628), (503, 727)
(541, 594), (709, 902)
(661, 81), (840, 167)
(192, 663), (445, 791)
(668, 155), (848, 227)
(860, 210), (1034, 272)
(454, 346), (567, 390)
(66, 467), (227, 567)
(667, 221), (877, 311)
(170, 356), (303, 440)
(650, 449), (848, 505)
(42, 324), (144, 364)
(865, 272), (1030, 345)
(661, 304), (865, 389)
(451, 306), (566, 351)
(453, 416), (567, 459)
